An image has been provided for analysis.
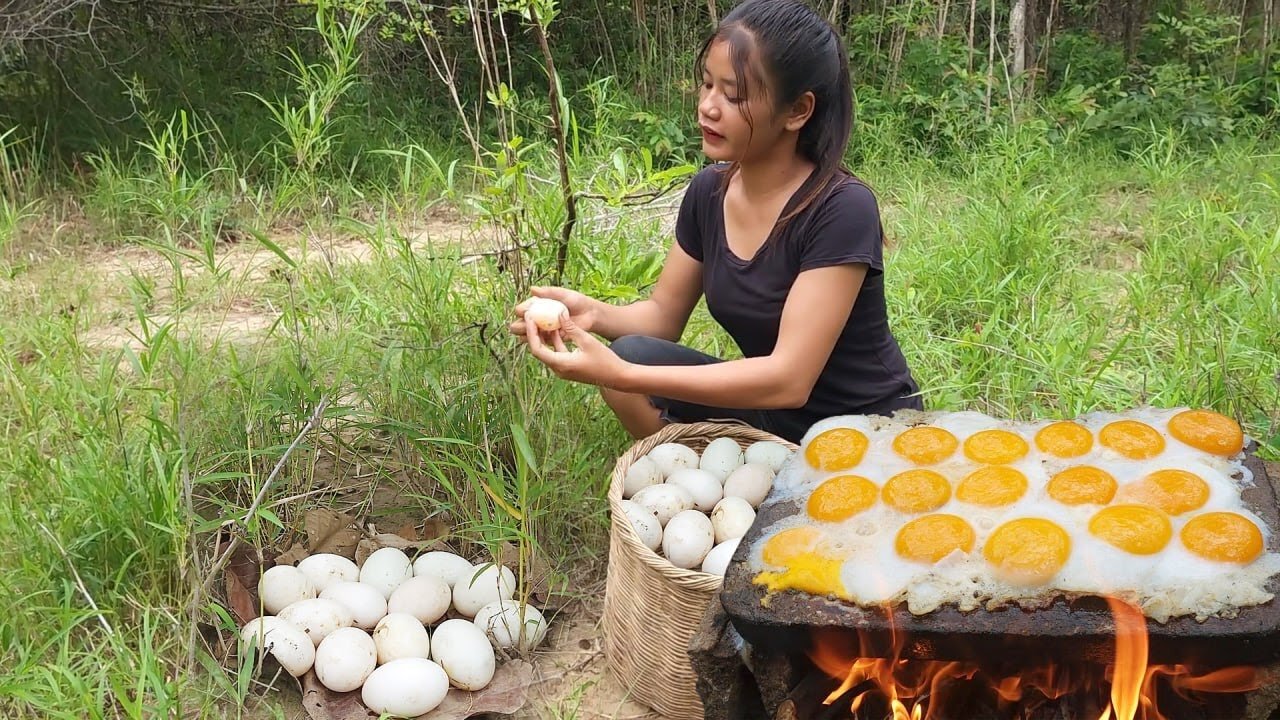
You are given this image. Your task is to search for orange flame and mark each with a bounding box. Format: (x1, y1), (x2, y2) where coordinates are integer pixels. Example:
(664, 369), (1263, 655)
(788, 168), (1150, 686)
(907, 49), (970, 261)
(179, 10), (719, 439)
(806, 596), (1259, 720)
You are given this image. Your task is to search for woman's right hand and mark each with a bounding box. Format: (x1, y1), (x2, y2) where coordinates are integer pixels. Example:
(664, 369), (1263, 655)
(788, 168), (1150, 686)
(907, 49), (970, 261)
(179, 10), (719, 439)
(509, 286), (598, 342)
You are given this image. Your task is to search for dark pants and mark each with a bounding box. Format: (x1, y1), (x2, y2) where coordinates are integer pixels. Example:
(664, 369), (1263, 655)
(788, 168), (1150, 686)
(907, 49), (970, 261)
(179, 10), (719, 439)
(608, 335), (923, 444)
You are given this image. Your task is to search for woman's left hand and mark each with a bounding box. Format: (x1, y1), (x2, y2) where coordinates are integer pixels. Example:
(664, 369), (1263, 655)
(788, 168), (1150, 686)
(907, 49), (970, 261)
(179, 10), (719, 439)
(525, 312), (629, 388)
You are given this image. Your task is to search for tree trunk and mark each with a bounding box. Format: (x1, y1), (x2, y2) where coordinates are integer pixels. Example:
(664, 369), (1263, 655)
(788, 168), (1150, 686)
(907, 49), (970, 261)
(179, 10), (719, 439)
(984, 0), (996, 120)
(1010, 0), (1027, 77)
(968, 0), (978, 73)
(937, 0), (952, 38)
(706, 0), (718, 28)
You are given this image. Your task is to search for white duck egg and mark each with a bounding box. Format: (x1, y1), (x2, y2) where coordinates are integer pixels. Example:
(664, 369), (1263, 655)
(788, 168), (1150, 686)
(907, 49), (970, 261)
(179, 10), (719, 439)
(710, 496), (756, 544)
(277, 598), (353, 645)
(452, 563), (517, 617)
(294, 553), (359, 593)
(525, 297), (568, 331)
(258, 565), (317, 615)
(239, 617), (315, 677)
(619, 499), (663, 552)
(646, 443), (700, 477)
(662, 510), (715, 569)
(387, 575), (452, 625)
(361, 657), (451, 717)
(412, 550), (474, 587)
(431, 618), (496, 691)
(631, 483), (694, 527)
(701, 538), (742, 577)
(319, 581), (387, 630)
(360, 547), (414, 599)
(723, 462), (775, 508)
(473, 599), (549, 651)
(666, 468), (724, 513)
(745, 441), (792, 473)
(314, 626), (377, 692)
(699, 437), (745, 481)
(623, 455), (663, 498)
(373, 612), (432, 664)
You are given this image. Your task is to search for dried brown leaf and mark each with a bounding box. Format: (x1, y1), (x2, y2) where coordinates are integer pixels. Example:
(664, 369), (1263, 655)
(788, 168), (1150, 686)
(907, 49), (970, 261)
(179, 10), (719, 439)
(275, 542), (311, 566)
(305, 508), (361, 558)
(301, 671), (375, 719)
(223, 539), (264, 625)
(300, 661), (534, 720)
(420, 517), (451, 543)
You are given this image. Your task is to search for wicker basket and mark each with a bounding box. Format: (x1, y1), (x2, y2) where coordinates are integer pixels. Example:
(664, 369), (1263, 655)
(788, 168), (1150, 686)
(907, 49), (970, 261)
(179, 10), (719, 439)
(602, 421), (798, 718)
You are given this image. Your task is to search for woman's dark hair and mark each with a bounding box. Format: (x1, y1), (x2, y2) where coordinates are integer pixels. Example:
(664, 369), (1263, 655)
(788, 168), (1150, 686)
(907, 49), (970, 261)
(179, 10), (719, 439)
(695, 0), (856, 228)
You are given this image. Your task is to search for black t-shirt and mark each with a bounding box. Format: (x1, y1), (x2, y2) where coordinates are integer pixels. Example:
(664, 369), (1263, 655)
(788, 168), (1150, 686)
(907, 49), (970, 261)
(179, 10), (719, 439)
(674, 163), (921, 431)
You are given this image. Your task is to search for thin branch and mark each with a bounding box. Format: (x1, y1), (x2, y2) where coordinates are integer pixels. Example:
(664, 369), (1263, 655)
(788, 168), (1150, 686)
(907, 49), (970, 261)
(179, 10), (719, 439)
(38, 522), (115, 638)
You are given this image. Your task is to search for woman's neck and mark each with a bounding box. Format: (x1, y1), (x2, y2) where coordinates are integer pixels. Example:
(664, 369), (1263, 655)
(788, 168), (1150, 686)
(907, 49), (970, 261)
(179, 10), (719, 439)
(734, 147), (815, 201)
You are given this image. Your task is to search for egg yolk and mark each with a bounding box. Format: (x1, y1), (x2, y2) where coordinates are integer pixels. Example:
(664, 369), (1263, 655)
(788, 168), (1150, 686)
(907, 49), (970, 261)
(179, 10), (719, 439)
(1088, 504), (1173, 555)
(892, 426), (959, 465)
(761, 526), (822, 567)
(895, 514), (976, 563)
(808, 475), (878, 522)
(1167, 409), (1245, 457)
(983, 518), (1072, 585)
(1119, 469), (1210, 516)
(956, 466), (1028, 506)
(1099, 420), (1166, 459)
(1047, 466), (1118, 505)
(963, 429), (1030, 465)
(882, 469), (952, 513)
(753, 551), (847, 598)
(1180, 512), (1265, 564)
(804, 427), (869, 472)
(1035, 421), (1094, 458)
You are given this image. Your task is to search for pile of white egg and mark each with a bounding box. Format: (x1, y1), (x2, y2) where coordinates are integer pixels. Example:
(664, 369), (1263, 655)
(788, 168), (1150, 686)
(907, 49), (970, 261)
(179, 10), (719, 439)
(618, 437), (792, 576)
(238, 547), (548, 717)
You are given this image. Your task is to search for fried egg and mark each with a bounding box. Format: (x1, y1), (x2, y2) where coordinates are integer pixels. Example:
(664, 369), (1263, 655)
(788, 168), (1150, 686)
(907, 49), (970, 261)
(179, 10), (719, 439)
(750, 406), (1279, 623)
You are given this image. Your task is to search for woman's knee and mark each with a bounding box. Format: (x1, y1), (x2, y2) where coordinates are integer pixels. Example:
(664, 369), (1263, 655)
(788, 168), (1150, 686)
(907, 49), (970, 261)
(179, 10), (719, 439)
(608, 335), (668, 365)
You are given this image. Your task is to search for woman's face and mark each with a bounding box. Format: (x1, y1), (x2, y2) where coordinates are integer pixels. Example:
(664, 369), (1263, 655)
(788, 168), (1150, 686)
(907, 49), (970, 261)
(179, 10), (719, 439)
(696, 38), (790, 164)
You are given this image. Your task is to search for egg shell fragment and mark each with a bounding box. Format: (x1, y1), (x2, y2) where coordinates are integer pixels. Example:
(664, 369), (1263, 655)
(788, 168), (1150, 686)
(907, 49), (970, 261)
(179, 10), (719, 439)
(239, 617), (315, 677)
(702, 538), (742, 577)
(431, 618), (497, 690)
(361, 657), (451, 717)
(452, 563), (517, 617)
(360, 547), (414, 599)
(473, 599), (549, 651)
(623, 455), (663, 498)
(722, 462), (775, 508)
(387, 575), (452, 625)
(319, 581), (387, 630)
(711, 496), (757, 544)
(373, 612), (432, 664)
(295, 554), (360, 593)
(314, 626), (377, 692)
(619, 499), (663, 551)
(258, 565), (317, 615)
(700, 437), (745, 481)
(666, 468), (724, 513)
(663, 510), (716, 569)
(277, 598), (353, 645)
(412, 551), (474, 587)
(631, 483), (694, 527)
(646, 443), (700, 477)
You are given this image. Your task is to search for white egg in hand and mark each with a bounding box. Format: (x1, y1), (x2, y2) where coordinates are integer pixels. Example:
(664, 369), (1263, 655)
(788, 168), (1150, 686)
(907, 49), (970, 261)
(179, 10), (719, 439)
(699, 437), (745, 481)
(646, 443), (700, 477)
(277, 598), (353, 645)
(388, 575), (452, 625)
(319, 581), (387, 630)
(623, 455), (663, 498)
(711, 496), (756, 543)
(360, 547), (414, 599)
(452, 563), (517, 617)
(431, 618), (496, 690)
(620, 499), (663, 551)
(314, 627), (377, 692)
(412, 550), (474, 587)
(663, 510), (715, 569)
(362, 657), (451, 717)
(701, 538), (742, 577)
(525, 297), (568, 331)
(373, 612), (432, 664)
(258, 565), (317, 615)
(295, 554), (360, 593)
(474, 599), (549, 651)
(723, 463), (775, 508)
(666, 468), (724, 512)
(631, 483), (694, 527)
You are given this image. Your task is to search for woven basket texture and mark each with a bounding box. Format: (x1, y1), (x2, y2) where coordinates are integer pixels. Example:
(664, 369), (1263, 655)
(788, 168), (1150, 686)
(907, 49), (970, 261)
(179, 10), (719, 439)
(602, 421), (798, 718)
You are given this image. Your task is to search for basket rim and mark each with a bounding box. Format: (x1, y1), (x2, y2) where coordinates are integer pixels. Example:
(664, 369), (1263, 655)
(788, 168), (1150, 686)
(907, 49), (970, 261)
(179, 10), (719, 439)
(608, 420), (799, 589)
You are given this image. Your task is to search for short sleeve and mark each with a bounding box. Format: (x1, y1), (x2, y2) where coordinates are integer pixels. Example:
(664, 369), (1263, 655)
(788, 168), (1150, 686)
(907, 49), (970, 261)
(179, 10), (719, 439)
(796, 180), (884, 275)
(674, 165), (723, 263)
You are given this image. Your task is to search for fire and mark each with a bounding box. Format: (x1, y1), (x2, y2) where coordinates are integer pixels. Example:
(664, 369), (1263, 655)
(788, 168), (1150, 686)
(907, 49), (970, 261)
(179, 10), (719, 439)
(807, 596), (1259, 720)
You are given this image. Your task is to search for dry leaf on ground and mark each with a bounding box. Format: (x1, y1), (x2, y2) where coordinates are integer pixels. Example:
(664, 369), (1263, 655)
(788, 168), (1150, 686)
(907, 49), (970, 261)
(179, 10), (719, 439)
(301, 660), (535, 720)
